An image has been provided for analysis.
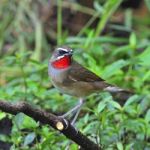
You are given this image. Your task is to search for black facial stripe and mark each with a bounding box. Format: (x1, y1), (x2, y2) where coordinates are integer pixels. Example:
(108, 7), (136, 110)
(58, 50), (68, 56)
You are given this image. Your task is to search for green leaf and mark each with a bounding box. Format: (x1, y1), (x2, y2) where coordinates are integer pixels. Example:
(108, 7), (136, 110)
(23, 132), (36, 146)
(14, 113), (24, 129)
(94, 1), (103, 13)
(124, 95), (139, 106)
(142, 70), (150, 81)
(70, 143), (78, 150)
(129, 32), (137, 49)
(84, 30), (94, 47)
(0, 112), (6, 120)
(97, 101), (106, 113)
(102, 59), (128, 78)
(145, 109), (150, 123)
(14, 113), (38, 129)
(138, 46), (150, 66)
(23, 116), (38, 129)
(109, 100), (122, 110)
(83, 113), (90, 124)
(145, 0), (150, 11)
(82, 121), (98, 133)
(117, 142), (124, 150)
(125, 143), (134, 150)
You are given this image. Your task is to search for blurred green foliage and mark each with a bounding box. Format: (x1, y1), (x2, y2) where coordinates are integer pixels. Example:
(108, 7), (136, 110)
(0, 0), (150, 149)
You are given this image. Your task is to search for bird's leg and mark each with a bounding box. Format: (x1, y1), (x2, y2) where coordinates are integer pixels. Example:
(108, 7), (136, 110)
(60, 98), (84, 124)
(71, 100), (83, 125)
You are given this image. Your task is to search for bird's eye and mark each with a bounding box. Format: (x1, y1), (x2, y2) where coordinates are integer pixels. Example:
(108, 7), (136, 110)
(58, 50), (67, 55)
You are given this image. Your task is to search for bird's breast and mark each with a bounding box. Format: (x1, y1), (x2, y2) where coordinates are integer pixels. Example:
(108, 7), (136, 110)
(48, 64), (72, 93)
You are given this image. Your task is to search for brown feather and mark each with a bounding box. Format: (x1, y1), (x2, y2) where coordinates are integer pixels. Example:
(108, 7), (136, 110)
(68, 61), (105, 82)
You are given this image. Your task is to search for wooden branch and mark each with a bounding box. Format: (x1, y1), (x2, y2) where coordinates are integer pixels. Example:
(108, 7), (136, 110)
(0, 100), (100, 150)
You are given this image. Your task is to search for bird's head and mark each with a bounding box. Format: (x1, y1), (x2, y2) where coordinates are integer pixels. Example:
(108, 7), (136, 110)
(50, 46), (73, 69)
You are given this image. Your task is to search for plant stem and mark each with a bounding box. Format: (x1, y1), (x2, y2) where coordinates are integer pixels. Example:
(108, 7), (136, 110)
(95, 0), (123, 37)
(57, 0), (62, 45)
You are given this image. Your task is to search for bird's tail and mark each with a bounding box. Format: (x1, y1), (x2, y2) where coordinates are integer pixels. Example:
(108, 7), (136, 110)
(104, 86), (125, 93)
(104, 86), (133, 105)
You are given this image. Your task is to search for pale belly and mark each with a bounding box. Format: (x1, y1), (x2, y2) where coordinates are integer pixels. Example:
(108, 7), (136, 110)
(51, 79), (97, 97)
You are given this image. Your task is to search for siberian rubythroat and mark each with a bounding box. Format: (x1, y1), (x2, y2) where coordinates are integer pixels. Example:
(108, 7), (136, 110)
(48, 46), (128, 124)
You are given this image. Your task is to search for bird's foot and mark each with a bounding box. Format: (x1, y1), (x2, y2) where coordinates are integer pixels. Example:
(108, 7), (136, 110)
(59, 98), (84, 125)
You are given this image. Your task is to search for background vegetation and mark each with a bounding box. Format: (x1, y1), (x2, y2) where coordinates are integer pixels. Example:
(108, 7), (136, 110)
(0, 0), (150, 149)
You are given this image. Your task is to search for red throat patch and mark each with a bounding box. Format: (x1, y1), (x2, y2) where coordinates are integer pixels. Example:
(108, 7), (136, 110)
(52, 55), (71, 69)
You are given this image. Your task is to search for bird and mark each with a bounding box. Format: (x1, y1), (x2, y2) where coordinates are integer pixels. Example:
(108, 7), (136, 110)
(48, 46), (129, 124)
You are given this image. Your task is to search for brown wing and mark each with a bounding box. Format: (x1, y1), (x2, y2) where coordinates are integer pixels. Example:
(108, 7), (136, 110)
(68, 61), (105, 82)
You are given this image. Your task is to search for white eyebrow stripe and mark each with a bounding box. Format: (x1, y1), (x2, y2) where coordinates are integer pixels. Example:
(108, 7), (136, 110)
(57, 48), (68, 52)
(56, 55), (65, 60)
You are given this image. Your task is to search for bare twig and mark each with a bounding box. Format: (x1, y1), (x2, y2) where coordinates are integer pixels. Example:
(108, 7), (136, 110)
(0, 100), (100, 150)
